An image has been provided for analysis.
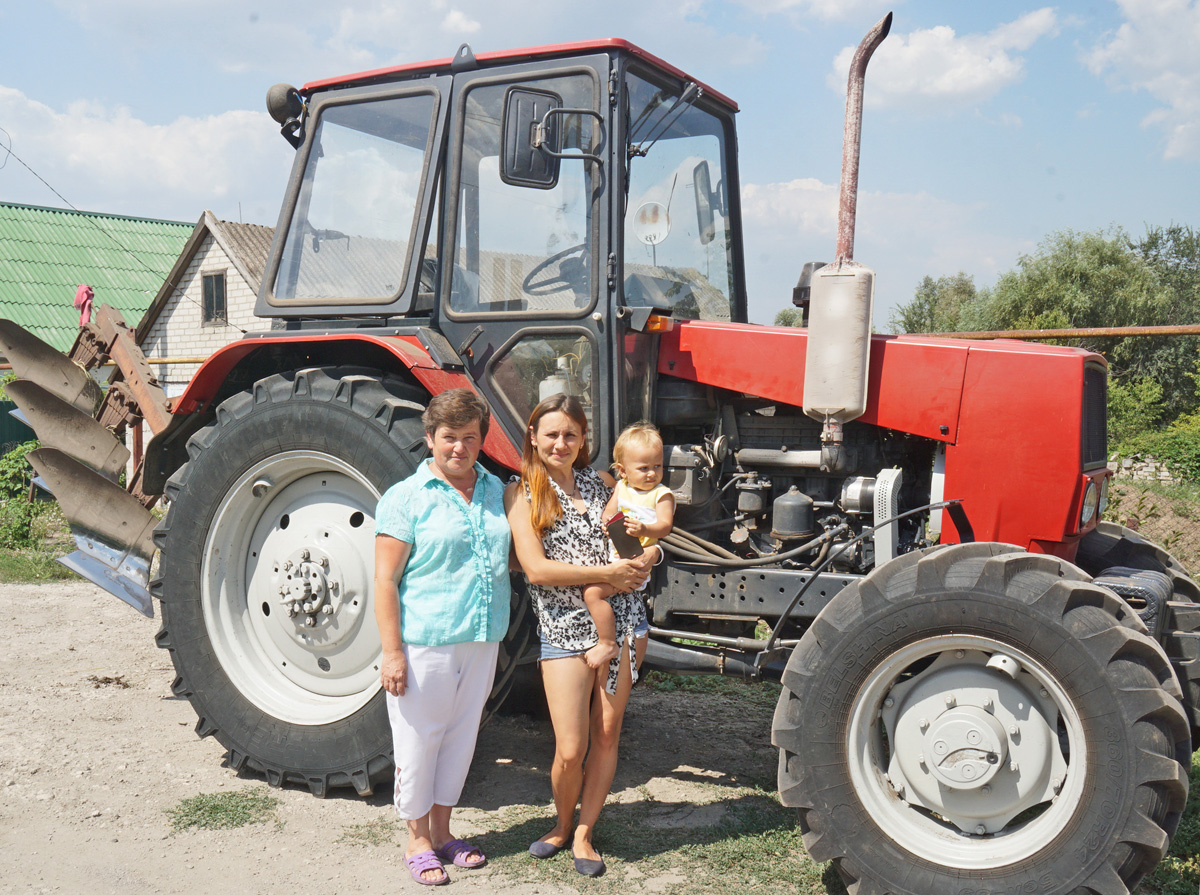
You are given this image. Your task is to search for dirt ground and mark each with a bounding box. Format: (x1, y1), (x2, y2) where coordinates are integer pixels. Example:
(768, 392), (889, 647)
(0, 580), (784, 895)
(1109, 480), (1200, 572)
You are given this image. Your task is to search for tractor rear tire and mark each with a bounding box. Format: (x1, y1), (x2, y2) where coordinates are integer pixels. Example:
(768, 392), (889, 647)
(1076, 520), (1200, 745)
(152, 367), (533, 797)
(773, 542), (1189, 895)
(1076, 520), (1200, 601)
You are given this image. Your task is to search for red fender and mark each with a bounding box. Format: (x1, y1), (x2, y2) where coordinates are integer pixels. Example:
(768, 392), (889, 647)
(171, 333), (522, 471)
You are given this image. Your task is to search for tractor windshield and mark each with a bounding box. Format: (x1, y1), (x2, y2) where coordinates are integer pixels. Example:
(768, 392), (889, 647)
(623, 73), (735, 322)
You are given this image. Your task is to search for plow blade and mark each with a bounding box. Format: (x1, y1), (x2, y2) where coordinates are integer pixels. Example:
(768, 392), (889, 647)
(0, 319), (103, 414)
(26, 448), (157, 617)
(5, 380), (130, 481)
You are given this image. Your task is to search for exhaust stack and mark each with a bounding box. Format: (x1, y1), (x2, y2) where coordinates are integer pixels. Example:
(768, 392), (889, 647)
(802, 12), (891, 471)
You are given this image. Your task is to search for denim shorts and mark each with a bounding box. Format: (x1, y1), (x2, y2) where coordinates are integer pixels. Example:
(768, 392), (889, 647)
(539, 618), (649, 662)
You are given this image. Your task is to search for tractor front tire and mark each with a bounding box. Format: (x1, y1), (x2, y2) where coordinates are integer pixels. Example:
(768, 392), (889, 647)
(152, 367), (532, 796)
(773, 542), (1189, 895)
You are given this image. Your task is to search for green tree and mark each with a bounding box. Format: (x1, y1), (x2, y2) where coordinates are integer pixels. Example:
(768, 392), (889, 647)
(887, 272), (980, 334)
(773, 307), (804, 327)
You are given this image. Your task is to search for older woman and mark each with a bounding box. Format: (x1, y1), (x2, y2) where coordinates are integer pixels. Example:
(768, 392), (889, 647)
(504, 394), (656, 878)
(374, 388), (511, 886)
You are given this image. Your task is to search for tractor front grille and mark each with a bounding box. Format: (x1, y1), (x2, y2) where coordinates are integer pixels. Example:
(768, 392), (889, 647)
(1082, 363), (1108, 470)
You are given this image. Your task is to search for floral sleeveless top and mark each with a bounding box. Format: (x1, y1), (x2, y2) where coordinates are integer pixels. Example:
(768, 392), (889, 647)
(527, 466), (647, 693)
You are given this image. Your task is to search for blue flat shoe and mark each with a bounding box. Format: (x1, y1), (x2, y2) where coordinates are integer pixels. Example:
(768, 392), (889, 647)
(528, 838), (566, 859)
(572, 850), (606, 877)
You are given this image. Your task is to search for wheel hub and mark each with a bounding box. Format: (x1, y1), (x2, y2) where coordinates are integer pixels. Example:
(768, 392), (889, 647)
(924, 706), (1006, 789)
(277, 549), (342, 627)
(881, 649), (1067, 834)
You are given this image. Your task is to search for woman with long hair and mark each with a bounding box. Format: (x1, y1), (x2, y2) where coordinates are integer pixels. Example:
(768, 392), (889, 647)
(504, 393), (656, 877)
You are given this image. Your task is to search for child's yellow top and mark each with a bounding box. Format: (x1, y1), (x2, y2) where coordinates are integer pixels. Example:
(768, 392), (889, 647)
(614, 480), (673, 547)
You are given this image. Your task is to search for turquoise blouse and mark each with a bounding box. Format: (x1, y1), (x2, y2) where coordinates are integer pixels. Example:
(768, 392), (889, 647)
(375, 459), (511, 646)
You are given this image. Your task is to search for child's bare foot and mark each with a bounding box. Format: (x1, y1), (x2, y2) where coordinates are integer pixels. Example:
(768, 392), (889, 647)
(585, 640), (619, 669)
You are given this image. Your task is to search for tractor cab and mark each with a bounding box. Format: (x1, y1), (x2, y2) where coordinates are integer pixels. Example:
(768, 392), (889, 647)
(258, 40), (746, 456)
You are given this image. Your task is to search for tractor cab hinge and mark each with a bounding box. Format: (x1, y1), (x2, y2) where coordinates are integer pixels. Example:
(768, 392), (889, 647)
(607, 253), (617, 292)
(609, 67), (619, 106)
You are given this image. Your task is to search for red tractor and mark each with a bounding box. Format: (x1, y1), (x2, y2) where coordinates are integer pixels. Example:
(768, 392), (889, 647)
(2, 14), (1194, 895)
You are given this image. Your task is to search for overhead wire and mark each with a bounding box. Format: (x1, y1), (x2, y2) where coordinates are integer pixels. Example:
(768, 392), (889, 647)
(0, 129), (249, 335)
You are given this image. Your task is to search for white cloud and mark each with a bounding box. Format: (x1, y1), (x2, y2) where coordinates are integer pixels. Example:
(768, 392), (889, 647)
(739, 176), (1030, 325)
(441, 9), (482, 34)
(46, 0), (765, 85)
(831, 9), (1059, 110)
(732, 0), (892, 23)
(1085, 0), (1200, 160)
(0, 85), (293, 224)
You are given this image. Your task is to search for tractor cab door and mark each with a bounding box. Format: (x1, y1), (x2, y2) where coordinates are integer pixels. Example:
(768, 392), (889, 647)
(434, 56), (615, 458)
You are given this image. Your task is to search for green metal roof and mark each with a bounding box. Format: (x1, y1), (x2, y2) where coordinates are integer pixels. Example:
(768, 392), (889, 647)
(0, 202), (193, 351)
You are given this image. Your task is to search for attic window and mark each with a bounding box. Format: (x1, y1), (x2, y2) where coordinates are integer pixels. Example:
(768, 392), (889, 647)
(203, 272), (227, 323)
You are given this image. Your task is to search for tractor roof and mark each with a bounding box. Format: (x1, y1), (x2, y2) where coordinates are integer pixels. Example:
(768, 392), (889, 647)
(302, 38), (738, 111)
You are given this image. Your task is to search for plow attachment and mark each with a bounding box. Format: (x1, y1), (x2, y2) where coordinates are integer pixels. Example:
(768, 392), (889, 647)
(26, 448), (157, 616)
(1, 309), (172, 615)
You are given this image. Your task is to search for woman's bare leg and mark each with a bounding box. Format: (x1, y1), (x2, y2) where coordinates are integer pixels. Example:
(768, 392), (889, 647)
(572, 636), (648, 861)
(537, 655), (596, 848)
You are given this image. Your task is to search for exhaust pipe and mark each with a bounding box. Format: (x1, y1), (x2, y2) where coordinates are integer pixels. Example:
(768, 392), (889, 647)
(802, 13), (891, 469)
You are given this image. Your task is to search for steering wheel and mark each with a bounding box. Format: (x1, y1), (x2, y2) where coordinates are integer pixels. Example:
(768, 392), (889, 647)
(522, 243), (587, 296)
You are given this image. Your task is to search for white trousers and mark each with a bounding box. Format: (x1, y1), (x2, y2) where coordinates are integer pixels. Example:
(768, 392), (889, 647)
(386, 640), (499, 820)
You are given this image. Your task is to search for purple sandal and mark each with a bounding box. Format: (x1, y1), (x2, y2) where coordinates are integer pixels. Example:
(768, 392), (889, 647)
(405, 850), (449, 886)
(436, 838), (487, 869)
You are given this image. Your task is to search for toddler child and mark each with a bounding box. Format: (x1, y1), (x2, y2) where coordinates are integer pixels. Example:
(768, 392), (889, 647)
(583, 422), (675, 669)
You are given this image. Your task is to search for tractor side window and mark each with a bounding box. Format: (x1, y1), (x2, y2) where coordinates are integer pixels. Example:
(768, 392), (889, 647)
(623, 73), (734, 322)
(489, 332), (595, 437)
(274, 91), (438, 302)
(449, 75), (597, 315)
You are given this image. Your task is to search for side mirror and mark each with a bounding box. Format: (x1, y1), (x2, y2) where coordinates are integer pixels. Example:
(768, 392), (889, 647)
(501, 87), (563, 190)
(693, 160), (716, 245)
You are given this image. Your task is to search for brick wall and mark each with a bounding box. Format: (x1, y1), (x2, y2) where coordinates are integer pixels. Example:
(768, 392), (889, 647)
(141, 233), (271, 399)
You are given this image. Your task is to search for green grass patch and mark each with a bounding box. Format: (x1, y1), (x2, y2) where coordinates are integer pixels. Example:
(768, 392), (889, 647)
(1148, 751), (1200, 895)
(166, 789), (279, 833)
(338, 817), (400, 847)
(459, 787), (840, 895)
(0, 547), (74, 582)
(642, 671), (782, 712)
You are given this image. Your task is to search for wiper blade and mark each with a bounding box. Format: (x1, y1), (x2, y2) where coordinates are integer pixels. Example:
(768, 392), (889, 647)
(628, 81), (702, 158)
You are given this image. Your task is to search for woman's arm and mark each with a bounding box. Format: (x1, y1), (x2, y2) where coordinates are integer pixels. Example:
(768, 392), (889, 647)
(504, 481), (646, 591)
(374, 534), (413, 696)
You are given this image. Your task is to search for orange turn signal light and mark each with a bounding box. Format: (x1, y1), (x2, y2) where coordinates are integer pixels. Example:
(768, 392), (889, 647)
(645, 314), (675, 333)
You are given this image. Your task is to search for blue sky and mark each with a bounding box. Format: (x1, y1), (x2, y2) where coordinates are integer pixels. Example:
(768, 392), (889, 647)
(1, 0), (1196, 326)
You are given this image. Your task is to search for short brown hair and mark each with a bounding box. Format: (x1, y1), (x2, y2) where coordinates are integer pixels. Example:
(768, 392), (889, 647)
(422, 387), (490, 439)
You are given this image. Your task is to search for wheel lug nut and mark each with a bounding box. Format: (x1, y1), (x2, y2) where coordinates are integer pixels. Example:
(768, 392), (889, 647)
(955, 650), (965, 659)
(974, 825), (986, 836)
(301, 548), (310, 561)
(1008, 724), (1019, 736)
(980, 785), (991, 794)
(945, 694), (956, 707)
(304, 617), (316, 627)
(919, 718), (929, 731)
(884, 696), (894, 708)
(322, 605), (334, 615)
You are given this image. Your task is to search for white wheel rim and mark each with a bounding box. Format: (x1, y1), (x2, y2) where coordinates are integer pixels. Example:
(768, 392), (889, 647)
(847, 634), (1087, 869)
(202, 450), (382, 725)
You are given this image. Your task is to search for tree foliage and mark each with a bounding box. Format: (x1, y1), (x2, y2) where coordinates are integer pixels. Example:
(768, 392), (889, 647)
(773, 307), (804, 327)
(887, 272), (980, 334)
(890, 225), (1200, 443)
